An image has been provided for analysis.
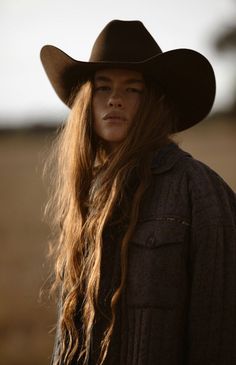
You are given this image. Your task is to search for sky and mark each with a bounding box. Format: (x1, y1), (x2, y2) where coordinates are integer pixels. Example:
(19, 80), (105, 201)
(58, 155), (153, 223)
(1, 0), (236, 126)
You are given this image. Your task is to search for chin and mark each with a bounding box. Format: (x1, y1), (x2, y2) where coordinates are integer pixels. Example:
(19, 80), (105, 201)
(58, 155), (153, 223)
(104, 137), (126, 152)
(105, 134), (126, 144)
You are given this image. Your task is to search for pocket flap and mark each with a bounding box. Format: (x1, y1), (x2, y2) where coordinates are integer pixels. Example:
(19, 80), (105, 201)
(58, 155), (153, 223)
(131, 218), (189, 248)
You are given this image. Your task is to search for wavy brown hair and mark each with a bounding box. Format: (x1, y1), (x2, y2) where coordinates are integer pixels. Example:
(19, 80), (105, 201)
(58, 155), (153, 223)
(46, 75), (178, 365)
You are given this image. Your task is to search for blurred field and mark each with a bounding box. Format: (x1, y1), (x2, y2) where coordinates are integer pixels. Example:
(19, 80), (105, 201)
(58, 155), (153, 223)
(0, 116), (236, 365)
(0, 128), (56, 365)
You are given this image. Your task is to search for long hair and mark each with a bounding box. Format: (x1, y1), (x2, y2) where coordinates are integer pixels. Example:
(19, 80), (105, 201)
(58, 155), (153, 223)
(46, 76), (178, 365)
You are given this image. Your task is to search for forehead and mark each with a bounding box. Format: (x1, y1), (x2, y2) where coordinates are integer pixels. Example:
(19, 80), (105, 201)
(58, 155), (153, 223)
(94, 68), (144, 82)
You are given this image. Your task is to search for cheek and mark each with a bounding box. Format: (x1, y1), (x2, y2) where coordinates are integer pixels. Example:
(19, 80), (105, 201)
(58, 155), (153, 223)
(92, 102), (101, 131)
(92, 98), (98, 119)
(92, 98), (104, 136)
(92, 95), (106, 120)
(128, 96), (142, 117)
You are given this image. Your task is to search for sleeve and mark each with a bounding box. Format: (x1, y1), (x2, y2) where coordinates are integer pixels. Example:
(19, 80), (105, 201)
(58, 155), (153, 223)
(186, 164), (236, 364)
(187, 222), (236, 364)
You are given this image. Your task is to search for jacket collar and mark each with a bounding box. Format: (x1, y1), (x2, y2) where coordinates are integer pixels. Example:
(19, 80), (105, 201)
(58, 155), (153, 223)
(151, 142), (191, 175)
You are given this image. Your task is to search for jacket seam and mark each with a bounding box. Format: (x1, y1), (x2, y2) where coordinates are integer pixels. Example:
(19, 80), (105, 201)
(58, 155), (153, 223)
(138, 216), (190, 226)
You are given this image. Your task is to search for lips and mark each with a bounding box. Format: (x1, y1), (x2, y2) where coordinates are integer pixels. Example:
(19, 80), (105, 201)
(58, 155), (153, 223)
(103, 112), (126, 121)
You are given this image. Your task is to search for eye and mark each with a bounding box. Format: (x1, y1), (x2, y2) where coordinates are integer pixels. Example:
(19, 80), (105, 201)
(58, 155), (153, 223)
(126, 87), (143, 94)
(94, 85), (110, 92)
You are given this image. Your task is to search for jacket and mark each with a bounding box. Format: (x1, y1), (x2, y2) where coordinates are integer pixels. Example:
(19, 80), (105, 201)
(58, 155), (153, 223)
(52, 143), (236, 364)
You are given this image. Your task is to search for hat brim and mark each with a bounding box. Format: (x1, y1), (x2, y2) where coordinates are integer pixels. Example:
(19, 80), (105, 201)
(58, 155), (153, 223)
(40, 45), (215, 132)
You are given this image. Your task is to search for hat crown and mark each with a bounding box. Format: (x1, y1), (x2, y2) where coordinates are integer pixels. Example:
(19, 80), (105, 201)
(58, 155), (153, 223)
(89, 20), (162, 63)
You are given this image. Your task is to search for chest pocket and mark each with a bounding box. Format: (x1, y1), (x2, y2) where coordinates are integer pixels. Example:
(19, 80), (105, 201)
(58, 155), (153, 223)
(126, 218), (189, 308)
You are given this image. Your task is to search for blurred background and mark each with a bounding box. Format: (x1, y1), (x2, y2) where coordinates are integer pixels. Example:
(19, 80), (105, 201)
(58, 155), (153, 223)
(0, 0), (236, 364)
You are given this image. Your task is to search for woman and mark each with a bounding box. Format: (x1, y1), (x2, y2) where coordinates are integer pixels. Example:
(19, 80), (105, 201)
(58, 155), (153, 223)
(40, 20), (236, 365)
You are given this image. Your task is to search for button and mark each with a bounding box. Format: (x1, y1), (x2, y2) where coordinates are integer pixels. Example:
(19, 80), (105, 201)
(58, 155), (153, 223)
(146, 233), (156, 248)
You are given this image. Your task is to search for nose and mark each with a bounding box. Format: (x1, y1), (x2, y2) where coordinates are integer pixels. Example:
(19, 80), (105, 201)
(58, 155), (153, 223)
(108, 91), (123, 108)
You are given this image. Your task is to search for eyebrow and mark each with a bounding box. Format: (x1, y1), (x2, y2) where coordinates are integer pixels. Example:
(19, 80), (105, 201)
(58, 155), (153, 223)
(94, 75), (144, 84)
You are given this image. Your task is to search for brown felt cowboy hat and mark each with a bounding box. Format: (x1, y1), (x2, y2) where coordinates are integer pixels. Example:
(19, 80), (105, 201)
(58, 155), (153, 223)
(40, 19), (216, 132)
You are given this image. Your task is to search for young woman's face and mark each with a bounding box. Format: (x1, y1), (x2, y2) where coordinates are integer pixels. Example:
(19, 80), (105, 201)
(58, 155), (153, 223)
(92, 68), (145, 151)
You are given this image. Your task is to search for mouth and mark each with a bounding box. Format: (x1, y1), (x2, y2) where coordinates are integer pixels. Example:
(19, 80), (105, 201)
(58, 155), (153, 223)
(103, 113), (126, 122)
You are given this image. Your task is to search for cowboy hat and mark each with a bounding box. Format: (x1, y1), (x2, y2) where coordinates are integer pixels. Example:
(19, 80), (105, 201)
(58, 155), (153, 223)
(40, 19), (216, 132)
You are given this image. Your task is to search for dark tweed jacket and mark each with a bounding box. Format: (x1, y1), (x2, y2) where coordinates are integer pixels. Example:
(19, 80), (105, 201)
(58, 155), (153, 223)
(52, 143), (236, 365)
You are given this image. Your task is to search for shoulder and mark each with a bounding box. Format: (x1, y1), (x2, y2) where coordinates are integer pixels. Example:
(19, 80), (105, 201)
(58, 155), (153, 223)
(160, 142), (235, 196)
(152, 142), (234, 194)
(177, 146), (235, 198)
(175, 146), (236, 227)
(152, 143), (236, 226)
